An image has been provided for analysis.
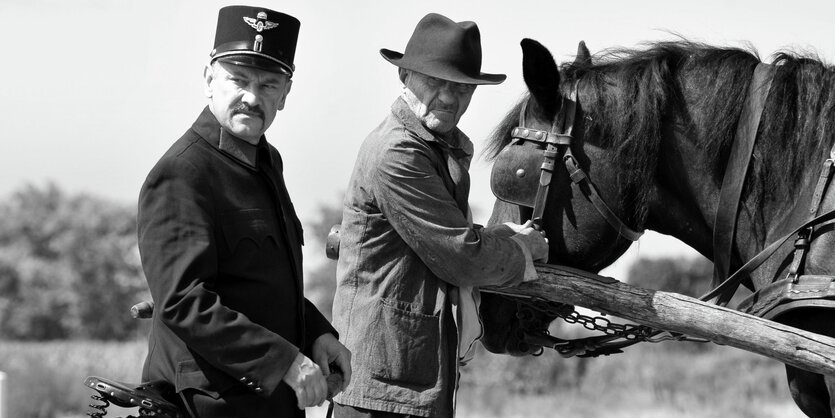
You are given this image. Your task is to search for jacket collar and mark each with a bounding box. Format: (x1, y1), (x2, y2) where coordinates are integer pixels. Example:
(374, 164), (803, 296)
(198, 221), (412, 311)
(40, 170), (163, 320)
(191, 106), (273, 168)
(391, 97), (474, 159)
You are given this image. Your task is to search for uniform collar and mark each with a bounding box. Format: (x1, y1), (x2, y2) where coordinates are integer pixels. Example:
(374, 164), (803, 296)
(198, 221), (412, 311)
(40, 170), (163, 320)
(391, 97), (474, 159)
(191, 106), (272, 168)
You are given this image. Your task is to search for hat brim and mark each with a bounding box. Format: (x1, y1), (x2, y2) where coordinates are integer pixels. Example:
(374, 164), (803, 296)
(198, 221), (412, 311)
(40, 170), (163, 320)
(380, 49), (506, 85)
(213, 52), (293, 76)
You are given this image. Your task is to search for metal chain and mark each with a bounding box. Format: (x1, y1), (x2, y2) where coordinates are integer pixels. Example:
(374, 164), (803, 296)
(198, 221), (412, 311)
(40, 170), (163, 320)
(513, 295), (708, 358)
(559, 309), (654, 341)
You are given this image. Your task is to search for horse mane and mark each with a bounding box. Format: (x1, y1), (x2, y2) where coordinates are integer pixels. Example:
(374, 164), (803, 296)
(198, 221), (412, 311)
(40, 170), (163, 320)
(485, 40), (835, 229)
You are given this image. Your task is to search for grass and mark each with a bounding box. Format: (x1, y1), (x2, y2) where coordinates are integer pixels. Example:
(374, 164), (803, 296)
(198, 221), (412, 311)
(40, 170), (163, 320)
(0, 340), (146, 418)
(0, 340), (807, 418)
(457, 342), (804, 418)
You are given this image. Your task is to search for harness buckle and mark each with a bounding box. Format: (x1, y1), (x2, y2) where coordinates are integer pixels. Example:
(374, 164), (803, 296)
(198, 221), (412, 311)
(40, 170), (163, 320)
(547, 132), (572, 146)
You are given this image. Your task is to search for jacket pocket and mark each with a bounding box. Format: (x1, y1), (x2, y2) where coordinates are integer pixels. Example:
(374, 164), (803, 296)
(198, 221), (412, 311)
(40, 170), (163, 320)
(220, 209), (279, 254)
(174, 359), (235, 399)
(368, 299), (440, 387)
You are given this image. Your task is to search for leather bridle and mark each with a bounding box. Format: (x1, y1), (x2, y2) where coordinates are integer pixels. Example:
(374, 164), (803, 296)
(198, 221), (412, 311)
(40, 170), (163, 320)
(703, 63), (835, 314)
(509, 82), (644, 241)
(508, 67), (835, 317)
(490, 61), (835, 358)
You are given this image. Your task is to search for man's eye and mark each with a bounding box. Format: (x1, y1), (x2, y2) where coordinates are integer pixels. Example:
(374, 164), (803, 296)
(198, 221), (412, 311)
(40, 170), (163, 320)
(453, 84), (473, 94)
(425, 77), (442, 87)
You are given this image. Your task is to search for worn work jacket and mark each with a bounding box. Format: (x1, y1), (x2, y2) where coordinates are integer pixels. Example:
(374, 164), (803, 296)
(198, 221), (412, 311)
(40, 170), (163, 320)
(138, 107), (335, 417)
(332, 98), (528, 417)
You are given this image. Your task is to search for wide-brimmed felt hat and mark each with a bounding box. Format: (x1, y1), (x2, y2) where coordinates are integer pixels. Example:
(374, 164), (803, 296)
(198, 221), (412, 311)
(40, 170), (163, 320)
(380, 13), (506, 85)
(209, 5), (300, 76)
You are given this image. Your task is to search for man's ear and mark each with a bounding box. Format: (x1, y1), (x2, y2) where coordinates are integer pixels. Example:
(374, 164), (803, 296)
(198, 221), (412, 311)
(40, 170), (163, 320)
(276, 79), (292, 111)
(203, 63), (214, 98)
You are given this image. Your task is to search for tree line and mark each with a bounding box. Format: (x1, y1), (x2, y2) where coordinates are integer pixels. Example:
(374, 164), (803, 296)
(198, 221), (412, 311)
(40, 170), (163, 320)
(0, 183), (712, 341)
(0, 184), (148, 340)
(0, 183), (343, 341)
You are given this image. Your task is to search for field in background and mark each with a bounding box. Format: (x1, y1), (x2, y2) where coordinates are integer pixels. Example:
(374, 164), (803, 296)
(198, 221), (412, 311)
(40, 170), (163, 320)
(458, 343), (803, 418)
(0, 340), (805, 418)
(0, 341), (145, 418)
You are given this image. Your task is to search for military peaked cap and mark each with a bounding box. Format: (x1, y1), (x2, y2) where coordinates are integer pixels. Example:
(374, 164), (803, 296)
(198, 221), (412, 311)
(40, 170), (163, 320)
(210, 5), (300, 76)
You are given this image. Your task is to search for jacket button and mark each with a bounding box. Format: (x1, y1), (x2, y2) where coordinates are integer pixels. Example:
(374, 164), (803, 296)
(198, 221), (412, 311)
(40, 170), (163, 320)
(240, 377), (248, 382)
(255, 387), (263, 392)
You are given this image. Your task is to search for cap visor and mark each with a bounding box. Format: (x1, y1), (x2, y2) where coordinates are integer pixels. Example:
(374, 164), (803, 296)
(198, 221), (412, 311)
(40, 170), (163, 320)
(214, 53), (292, 75)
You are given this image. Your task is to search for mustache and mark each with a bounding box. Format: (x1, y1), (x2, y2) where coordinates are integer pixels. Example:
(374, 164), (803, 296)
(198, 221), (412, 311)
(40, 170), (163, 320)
(231, 103), (265, 119)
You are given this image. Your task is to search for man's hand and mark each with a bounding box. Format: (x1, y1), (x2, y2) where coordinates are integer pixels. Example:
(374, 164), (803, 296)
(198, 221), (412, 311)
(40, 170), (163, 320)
(509, 220), (549, 262)
(281, 352), (328, 409)
(311, 333), (352, 397)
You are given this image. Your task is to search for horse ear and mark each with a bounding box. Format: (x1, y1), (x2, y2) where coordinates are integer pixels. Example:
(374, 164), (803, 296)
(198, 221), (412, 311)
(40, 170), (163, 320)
(521, 38), (561, 116)
(574, 41), (591, 66)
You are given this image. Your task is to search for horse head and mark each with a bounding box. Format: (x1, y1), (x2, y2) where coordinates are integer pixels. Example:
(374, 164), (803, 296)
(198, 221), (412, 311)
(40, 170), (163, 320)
(483, 37), (835, 417)
(488, 39), (642, 272)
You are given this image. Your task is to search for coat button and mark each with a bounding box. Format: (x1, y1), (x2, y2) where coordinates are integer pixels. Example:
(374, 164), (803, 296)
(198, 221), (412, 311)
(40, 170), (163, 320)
(240, 377), (248, 382)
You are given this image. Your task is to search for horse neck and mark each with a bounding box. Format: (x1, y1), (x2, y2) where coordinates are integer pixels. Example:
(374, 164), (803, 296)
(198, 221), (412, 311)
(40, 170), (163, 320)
(645, 117), (720, 260)
(648, 95), (831, 283)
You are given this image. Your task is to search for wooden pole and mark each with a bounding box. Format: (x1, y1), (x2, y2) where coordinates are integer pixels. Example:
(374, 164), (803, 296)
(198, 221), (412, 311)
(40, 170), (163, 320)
(484, 264), (835, 375)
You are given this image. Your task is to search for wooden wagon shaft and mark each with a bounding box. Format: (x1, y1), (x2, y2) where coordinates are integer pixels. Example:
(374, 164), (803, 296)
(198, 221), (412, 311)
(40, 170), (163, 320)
(484, 264), (835, 376)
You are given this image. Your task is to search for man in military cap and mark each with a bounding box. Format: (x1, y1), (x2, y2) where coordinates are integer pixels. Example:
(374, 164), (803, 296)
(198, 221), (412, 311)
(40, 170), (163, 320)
(332, 12), (548, 418)
(137, 5), (351, 417)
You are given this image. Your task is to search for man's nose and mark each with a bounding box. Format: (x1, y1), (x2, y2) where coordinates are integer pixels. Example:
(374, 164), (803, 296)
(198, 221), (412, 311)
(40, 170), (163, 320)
(436, 85), (458, 105)
(241, 83), (262, 105)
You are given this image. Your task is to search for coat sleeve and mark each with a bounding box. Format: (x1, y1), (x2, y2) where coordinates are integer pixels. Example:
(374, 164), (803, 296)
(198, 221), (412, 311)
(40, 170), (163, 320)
(372, 137), (527, 287)
(302, 299), (337, 355)
(138, 156), (298, 398)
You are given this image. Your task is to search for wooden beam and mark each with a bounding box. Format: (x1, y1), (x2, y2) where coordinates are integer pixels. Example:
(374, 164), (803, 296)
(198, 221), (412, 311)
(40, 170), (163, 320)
(484, 264), (835, 375)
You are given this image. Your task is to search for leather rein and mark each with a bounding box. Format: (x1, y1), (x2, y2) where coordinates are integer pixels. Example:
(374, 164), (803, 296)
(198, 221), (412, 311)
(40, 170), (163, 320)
(511, 82), (644, 241)
(703, 62), (835, 313)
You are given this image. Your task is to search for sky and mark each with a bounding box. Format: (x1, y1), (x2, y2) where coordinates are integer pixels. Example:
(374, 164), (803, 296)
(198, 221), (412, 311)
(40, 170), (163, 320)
(2, 0), (834, 280)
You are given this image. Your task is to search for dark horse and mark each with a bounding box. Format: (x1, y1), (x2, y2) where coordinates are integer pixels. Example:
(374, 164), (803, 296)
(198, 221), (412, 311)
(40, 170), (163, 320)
(479, 38), (835, 417)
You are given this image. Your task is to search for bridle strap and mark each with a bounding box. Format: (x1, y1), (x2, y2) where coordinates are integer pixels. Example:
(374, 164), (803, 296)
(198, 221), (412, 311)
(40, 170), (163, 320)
(704, 62), (835, 306)
(514, 91), (572, 228)
(704, 140), (835, 305)
(712, 63), (776, 288)
(563, 152), (644, 241)
(512, 83), (644, 241)
(701, 204), (835, 304)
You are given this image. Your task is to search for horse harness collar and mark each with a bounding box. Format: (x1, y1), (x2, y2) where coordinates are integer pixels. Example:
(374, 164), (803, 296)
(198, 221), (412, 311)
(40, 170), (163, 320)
(705, 63), (835, 318)
(492, 81), (644, 242)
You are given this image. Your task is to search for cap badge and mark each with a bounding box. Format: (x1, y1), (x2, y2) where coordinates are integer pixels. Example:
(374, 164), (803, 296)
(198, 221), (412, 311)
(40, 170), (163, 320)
(243, 12), (279, 33)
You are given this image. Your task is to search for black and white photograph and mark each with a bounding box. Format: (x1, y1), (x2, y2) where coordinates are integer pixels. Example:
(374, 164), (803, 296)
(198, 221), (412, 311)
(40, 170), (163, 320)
(1, 0), (835, 417)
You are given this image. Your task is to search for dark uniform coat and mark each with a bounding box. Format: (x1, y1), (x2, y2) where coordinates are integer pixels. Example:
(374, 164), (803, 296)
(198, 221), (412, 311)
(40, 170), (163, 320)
(138, 106), (335, 417)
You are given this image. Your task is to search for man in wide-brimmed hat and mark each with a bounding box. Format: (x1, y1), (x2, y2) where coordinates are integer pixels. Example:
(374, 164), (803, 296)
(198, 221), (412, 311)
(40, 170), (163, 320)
(332, 12), (548, 418)
(138, 5), (351, 417)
